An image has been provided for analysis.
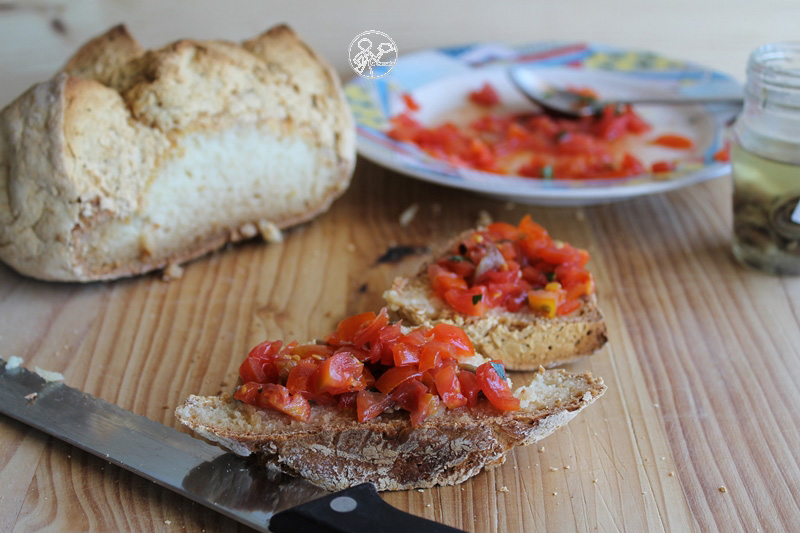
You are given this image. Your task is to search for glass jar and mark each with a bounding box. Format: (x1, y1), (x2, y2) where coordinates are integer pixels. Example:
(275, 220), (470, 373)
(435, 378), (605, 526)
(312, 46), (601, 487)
(731, 42), (800, 275)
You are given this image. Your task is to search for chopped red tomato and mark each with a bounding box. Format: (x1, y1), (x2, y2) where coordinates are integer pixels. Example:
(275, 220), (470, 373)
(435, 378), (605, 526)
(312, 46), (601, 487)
(356, 390), (393, 422)
(476, 361), (520, 411)
(255, 383), (311, 422)
(386, 87), (688, 180)
(375, 366), (424, 394)
(410, 393), (440, 427)
(444, 286), (488, 316)
(390, 379), (428, 412)
(336, 311), (377, 343)
(457, 370), (481, 407)
(427, 216), (593, 319)
(651, 134), (696, 150)
(402, 93), (420, 111)
(714, 141), (730, 162)
(234, 308), (522, 424)
(469, 83), (500, 107)
(429, 324), (474, 356)
(233, 382), (261, 405)
(432, 364), (468, 409)
(286, 360), (318, 398)
(392, 342), (420, 367)
(651, 160), (677, 173)
(313, 352), (364, 395)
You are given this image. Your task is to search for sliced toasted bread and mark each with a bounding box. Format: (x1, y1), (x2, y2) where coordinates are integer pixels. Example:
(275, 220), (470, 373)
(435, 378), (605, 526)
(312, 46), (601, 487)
(176, 369), (605, 492)
(384, 273), (607, 371)
(383, 223), (608, 371)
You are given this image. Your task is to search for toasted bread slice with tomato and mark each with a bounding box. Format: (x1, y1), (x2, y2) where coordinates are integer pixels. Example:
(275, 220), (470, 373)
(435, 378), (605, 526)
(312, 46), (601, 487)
(384, 273), (607, 371)
(383, 223), (608, 371)
(175, 368), (605, 492)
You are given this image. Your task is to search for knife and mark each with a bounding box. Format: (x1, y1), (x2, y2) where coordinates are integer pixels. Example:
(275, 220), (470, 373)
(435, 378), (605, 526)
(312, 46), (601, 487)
(0, 358), (464, 533)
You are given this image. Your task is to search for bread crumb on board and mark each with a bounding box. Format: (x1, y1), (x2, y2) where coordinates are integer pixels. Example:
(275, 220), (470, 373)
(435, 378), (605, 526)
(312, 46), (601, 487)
(6, 356), (24, 369)
(718, 486), (727, 493)
(34, 367), (64, 382)
(257, 220), (284, 243)
(24, 392), (38, 402)
(162, 262), (184, 281)
(538, 446), (545, 453)
(476, 210), (493, 226)
(400, 204), (420, 227)
(499, 486), (509, 493)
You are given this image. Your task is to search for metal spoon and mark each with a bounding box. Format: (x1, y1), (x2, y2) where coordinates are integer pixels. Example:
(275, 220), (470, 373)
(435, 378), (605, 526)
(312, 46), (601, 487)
(508, 66), (744, 117)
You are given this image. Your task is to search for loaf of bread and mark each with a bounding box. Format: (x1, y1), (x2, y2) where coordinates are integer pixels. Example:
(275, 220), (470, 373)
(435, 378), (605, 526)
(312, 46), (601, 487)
(0, 24), (355, 281)
(176, 368), (605, 492)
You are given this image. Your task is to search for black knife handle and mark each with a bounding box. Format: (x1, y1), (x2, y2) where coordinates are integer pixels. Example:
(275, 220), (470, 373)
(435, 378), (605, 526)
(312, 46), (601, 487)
(269, 483), (465, 533)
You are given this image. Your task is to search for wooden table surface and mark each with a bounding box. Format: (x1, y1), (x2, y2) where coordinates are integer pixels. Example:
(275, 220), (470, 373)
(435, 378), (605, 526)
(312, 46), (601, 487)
(1, 2), (799, 532)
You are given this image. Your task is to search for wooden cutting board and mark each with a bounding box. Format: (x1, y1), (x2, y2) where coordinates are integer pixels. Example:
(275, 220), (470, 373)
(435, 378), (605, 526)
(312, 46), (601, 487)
(2, 159), (798, 532)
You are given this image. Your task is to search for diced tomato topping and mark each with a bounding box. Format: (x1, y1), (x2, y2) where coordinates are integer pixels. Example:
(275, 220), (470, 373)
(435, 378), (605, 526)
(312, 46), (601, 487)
(384, 84), (693, 181)
(432, 364), (468, 409)
(313, 352), (364, 395)
(352, 308), (389, 348)
(375, 366), (424, 394)
(410, 393), (440, 427)
(713, 141), (730, 162)
(233, 382), (261, 405)
(444, 286), (488, 316)
(419, 341), (453, 371)
(469, 83), (501, 107)
(556, 298), (583, 315)
(390, 379), (428, 412)
(286, 360), (318, 398)
(429, 324), (474, 357)
(426, 216), (594, 319)
(457, 371), (481, 407)
(356, 390), (393, 422)
(651, 160), (677, 173)
(402, 93), (420, 111)
(336, 312), (376, 343)
(392, 342), (420, 367)
(476, 362), (520, 411)
(233, 307), (523, 424)
(650, 134), (695, 150)
(255, 383), (311, 422)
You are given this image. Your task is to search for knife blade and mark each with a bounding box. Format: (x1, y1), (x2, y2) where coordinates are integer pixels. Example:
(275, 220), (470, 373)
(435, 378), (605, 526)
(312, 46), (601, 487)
(0, 358), (463, 533)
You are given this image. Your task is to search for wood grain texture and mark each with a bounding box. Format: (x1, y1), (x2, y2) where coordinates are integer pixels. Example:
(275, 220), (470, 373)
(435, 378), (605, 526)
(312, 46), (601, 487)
(2, 2), (800, 532)
(3, 159), (798, 532)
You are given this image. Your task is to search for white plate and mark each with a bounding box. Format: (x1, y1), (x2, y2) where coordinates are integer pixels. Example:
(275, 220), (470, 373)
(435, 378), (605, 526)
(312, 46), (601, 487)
(344, 42), (739, 206)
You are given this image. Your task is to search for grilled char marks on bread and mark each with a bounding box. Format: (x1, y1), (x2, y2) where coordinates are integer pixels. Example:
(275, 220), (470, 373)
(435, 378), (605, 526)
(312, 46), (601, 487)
(175, 369), (606, 492)
(0, 24), (355, 281)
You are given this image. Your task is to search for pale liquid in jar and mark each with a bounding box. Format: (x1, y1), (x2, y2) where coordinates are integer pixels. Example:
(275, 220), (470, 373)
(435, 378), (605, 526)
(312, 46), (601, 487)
(732, 140), (800, 274)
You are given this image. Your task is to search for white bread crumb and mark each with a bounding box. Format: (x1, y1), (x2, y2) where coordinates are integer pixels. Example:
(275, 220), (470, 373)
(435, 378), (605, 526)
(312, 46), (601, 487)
(34, 367), (64, 382)
(6, 356), (24, 369)
(477, 210), (493, 226)
(162, 262), (184, 281)
(399, 204), (419, 227)
(257, 220), (284, 243)
(239, 222), (258, 239)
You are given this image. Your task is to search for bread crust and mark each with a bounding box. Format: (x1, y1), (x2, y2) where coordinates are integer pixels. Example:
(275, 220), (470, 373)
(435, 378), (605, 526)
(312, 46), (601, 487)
(382, 229), (608, 370)
(176, 369), (606, 492)
(0, 24), (355, 281)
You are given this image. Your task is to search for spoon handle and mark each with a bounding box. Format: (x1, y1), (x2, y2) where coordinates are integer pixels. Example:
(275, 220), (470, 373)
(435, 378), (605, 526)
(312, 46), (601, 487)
(609, 95), (743, 106)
